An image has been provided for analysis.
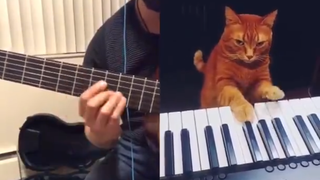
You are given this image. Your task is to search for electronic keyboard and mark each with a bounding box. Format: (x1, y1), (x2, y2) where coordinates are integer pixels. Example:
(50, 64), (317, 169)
(160, 97), (320, 180)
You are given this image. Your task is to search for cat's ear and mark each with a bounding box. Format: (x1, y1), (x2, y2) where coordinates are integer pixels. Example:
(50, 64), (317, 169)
(225, 6), (241, 25)
(261, 10), (278, 28)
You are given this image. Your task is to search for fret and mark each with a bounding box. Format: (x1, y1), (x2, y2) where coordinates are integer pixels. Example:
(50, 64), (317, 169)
(55, 61), (63, 91)
(21, 55), (28, 83)
(39, 59), (46, 87)
(105, 72), (121, 92)
(0, 51), (8, 79)
(116, 73), (122, 91)
(0, 51), (6, 77)
(117, 74), (131, 98)
(58, 62), (77, 95)
(138, 78), (147, 111)
(71, 65), (79, 96)
(104, 71), (108, 82)
(89, 68), (94, 87)
(91, 69), (106, 86)
(74, 67), (92, 95)
(126, 75), (135, 107)
(3, 53), (25, 82)
(24, 56), (43, 86)
(141, 80), (157, 112)
(42, 60), (60, 90)
(152, 80), (160, 113)
(128, 76), (144, 110)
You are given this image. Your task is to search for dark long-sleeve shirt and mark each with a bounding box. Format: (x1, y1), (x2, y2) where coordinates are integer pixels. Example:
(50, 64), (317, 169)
(83, 0), (159, 144)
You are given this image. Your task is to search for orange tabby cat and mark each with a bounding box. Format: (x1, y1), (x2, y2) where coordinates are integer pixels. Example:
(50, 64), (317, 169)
(194, 7), (285, 122)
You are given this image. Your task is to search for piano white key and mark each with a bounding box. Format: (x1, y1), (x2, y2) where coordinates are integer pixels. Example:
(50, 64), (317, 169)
(300, 98), (319, 115)
(301, 98), (320, 135)
(206, 108), (228, 167)
(230, 111), (253, 164)
(288, 99), (320, 148)
(277, 100), (310, 156)
(219, 107), (246, 165)
(266, 102), (302, 156)
(168, 112), (183, 175)
(300, 98), (320, 136)
(181, 111), (201, 172)
(311, 97), (320, 110)
(310, 97), (320, 120)
(160, 113), (169, 177)
(254, 103), (286, 159)
(251, 110), (270, 161)
(194, 109), (210, 170)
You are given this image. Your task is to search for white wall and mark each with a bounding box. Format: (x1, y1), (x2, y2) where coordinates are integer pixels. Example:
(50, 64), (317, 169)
(0, 0), (126, 179)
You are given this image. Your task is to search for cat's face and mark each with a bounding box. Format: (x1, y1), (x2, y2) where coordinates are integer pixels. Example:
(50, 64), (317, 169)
(221, 7), (278, 63)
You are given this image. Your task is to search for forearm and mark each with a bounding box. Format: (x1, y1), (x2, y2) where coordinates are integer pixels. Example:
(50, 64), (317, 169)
(252, 71), (273, 100)
(85, 126), (121, 149)
(216, 78), (245, 106)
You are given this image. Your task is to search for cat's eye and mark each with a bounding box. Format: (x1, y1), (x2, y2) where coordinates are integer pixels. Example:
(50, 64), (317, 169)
(235, 39), (244, 46)
(256, 41), (265, 47)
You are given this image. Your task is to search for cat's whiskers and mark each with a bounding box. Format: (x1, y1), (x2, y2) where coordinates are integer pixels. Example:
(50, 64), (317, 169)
(255, 55), (269, 62)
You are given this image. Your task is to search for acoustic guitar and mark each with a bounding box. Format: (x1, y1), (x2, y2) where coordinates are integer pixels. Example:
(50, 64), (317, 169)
(0, 49), (160, 137)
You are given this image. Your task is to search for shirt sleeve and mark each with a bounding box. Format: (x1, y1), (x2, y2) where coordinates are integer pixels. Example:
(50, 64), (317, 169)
(82, 26), (107, 69)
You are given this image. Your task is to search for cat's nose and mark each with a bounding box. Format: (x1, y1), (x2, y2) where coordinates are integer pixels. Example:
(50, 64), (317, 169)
(246, 55), (253, 60)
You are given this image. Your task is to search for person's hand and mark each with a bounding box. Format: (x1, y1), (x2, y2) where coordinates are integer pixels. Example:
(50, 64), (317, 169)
(79, 81), (127, 146)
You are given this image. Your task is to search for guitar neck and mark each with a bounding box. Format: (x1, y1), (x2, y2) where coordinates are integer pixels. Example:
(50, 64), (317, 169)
(0, 50), (159, 114)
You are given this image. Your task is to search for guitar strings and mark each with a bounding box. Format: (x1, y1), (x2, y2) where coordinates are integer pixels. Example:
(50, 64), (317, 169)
(0, 52), (158, 84)
(0, 55), (159, 92)
(0, 61), (159, 95)
(2, 71), (159, 111)
(0, 59), (160, 108)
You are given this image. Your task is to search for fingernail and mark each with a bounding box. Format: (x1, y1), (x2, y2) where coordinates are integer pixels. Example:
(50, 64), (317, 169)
(99, 81), (107, 88)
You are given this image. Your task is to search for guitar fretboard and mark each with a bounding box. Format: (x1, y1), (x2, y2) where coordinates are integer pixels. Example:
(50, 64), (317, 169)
(0, 50), (159, 113)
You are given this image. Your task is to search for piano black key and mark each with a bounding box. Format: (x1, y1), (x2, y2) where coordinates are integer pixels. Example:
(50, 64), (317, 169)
(204, 125), (219, 168)
(164, 131), (175, 176)
(272, 118), (295, 158)
(308, 113), (320, 139)
(243, 121), (263, 162)
(257, 119), (279, 160)
(221, 124), (237, 166)
(293, 115), (320, 154)
(181, 128), (193, 173)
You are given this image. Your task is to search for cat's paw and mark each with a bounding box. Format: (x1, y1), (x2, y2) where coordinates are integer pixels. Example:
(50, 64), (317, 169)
(194, 50), (203, 59)
(232, 102), (254, 122)
(262, 86), (285, 101)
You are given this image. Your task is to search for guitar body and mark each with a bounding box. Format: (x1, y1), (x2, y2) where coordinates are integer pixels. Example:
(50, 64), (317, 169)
(18, 113), (109, 174)
(144, 67), (159, 145)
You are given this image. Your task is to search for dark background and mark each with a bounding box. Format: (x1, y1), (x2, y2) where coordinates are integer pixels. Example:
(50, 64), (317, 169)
(160, 0), (320, 113)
